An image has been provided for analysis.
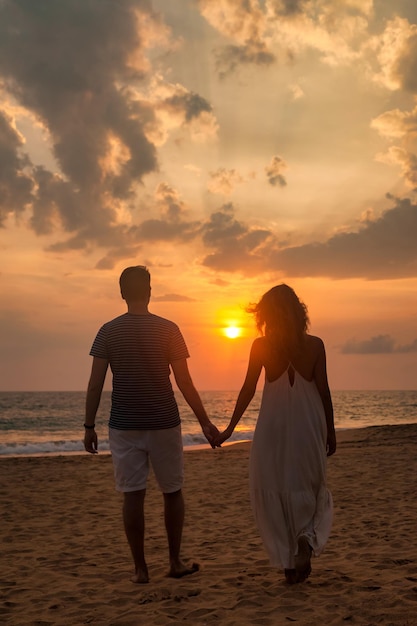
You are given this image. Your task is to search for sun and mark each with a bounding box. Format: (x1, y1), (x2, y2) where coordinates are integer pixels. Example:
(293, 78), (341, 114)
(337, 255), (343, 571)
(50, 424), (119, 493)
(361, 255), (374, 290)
(224, 325), (241, 339)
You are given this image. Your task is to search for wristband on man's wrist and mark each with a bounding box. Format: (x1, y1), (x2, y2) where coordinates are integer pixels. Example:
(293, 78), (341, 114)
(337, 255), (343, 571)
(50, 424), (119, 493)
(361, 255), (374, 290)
(84, 423), (95, 429)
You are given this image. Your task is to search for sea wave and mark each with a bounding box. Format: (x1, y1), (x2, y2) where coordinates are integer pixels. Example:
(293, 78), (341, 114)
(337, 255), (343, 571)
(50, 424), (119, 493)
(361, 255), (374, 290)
(0, 439), (103, 457)
(0, 429), (255, 457)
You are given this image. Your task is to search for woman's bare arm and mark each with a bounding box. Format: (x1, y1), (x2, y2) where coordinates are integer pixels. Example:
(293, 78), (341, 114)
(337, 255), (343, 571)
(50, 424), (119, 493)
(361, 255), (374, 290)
(313, 338), (336, 456)
(216, 339), (263, 445)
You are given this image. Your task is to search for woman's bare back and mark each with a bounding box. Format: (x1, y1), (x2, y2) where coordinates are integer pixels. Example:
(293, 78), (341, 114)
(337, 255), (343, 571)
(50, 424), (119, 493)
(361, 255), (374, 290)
(259, 334), (324, 384)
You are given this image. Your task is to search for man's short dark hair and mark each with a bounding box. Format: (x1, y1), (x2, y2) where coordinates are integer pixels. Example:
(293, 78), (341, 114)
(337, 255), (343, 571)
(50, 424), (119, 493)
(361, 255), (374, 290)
(119, 266), (151, 302)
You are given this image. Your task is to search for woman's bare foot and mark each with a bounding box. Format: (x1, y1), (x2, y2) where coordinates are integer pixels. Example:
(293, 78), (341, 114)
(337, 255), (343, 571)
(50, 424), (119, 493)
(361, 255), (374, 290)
(167, 561), (200, 579)
(131, 566), (149, 584)
(295, 536), (312, 583)
(284, 568), (297, 584)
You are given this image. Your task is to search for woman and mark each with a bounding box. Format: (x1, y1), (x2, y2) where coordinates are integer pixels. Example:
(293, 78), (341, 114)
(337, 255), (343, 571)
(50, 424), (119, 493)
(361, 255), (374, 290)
(215, 285), (336, 584)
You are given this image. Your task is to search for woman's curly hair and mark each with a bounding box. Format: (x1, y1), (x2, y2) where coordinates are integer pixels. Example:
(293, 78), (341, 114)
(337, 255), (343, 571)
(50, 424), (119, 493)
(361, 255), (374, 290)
(248, 284), (309, 353)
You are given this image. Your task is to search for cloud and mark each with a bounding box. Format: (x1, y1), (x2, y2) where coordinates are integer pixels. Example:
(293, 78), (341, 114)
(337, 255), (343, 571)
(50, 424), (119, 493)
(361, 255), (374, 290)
(91, 190), (417, 279)
(197, 196), (417, 279)
(341, 334), (395, 354)
(395, 33), (417, 94)
(266, 0), (372, 67)
(265, 196), (417, 279)
(152, 79), (219, 143)
(197, 0), (374, 77)
(30, 166), (83, 235)
(0, 0), (164, 245)
(376, 147), (417, 190)
(265, 155), (288, 187)
(163, 90), (212, 123)
(197, 0), (275, 77)
(214, 42), (276, 79)
(152, 293), (197, 302)
(201, 203), (272, 274)
(131, 182), (200, 243)
(268, 0), (310, 17)
(0, 110), (33, 224)
(371, 105), (417, 139)
(0, 0), (218, 261)
(371, 102), (417, 191)
(207, 168), (244, 195)
(0, 1), (160, 187)
(340, 335), (417, 354)
(370, 17), (417, 91)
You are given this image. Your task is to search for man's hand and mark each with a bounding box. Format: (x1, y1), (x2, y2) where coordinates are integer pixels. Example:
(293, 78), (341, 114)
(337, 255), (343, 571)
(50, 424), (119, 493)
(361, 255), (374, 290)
(202, 422), (221, 449)
(213, 426), (233, 448)
(84, 429), (98, 454)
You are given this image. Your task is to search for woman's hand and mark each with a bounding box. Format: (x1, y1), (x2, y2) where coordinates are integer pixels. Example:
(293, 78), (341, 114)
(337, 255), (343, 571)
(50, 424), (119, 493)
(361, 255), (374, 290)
(326, 430), (336, 456)
(213, 426), (233, 447)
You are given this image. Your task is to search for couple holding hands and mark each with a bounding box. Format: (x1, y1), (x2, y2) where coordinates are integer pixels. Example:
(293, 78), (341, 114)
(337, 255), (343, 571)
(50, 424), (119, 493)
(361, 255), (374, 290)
(84, 266), (336, 585)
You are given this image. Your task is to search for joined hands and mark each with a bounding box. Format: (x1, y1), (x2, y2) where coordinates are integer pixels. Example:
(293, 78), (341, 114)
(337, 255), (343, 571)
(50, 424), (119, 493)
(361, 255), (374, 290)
(202, 422), (233, 448)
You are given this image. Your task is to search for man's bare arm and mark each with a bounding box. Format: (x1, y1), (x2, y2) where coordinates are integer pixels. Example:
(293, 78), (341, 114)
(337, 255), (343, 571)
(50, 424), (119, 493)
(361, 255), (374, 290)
(171, 358), (219, 447)
(84, 357), (108, 453)
(313, 339), (336, 456)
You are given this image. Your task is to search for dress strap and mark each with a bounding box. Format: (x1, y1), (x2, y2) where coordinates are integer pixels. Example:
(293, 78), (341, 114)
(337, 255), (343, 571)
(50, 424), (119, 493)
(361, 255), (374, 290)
(287, 363), (295, 387)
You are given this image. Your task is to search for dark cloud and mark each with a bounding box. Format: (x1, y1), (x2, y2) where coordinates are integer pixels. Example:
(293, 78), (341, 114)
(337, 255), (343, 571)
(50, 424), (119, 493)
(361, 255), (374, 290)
(216, 42), (275, 79)
(132, 182), (200, 243)
(397, 338), (417, 353)
(341, 334), (395, 354)
(201, 203), (272, 274)
(163, 91), (212, 122)
(30, 166), (82, 235)
(265, 155), (288, 187)
(0, 0), (158, 188)
(266, 196), (417, 279)
(197, 196), (417, 280)
(268, 0), (309, 17)
(341, 334), (417, 354)
(202, 203), (246, 245)
(0, 0), (160, 246)
(0, 0), (223, 264)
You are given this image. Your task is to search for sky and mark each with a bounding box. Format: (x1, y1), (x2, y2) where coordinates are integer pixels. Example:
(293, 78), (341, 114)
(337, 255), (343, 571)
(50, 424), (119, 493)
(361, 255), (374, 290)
(0, 0), (416, 392)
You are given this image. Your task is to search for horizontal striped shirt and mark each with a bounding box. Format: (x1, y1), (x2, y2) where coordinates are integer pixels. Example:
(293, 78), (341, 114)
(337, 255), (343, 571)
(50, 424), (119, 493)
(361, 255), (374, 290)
(90, 313), (189, 430)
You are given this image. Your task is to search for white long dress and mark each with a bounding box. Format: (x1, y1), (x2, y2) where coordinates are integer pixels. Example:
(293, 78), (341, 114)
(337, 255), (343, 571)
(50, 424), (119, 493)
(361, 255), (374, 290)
(249, 365), (333, 570)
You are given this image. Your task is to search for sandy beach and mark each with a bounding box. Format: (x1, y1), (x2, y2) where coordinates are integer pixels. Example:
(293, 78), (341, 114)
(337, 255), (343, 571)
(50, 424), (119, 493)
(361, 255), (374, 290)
(1, 423), (417, 625)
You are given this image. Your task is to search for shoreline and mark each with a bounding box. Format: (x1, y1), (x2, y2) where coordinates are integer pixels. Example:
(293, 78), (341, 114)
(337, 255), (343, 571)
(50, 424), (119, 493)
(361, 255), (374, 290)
(1, 422), (417, 460)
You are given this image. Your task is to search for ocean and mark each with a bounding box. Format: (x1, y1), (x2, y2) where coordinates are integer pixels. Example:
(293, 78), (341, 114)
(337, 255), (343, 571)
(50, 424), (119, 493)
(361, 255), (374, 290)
(0, 390), (416, 457)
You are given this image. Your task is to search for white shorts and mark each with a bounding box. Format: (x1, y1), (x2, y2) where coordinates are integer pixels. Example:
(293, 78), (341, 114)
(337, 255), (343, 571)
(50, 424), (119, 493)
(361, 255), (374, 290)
(109, 425), (184, 493)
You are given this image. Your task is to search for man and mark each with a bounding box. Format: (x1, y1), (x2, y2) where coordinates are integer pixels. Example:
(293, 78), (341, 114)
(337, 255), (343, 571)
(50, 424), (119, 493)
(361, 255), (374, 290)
(84, 265), (219, 583)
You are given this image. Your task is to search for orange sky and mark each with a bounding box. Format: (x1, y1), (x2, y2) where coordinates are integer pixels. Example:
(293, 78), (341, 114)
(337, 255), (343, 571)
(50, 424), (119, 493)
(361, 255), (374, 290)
(0, 1), (416, 391)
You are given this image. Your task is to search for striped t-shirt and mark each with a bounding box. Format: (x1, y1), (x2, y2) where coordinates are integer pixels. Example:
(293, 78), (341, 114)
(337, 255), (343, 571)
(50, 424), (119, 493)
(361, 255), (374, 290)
(90, 313), (189, 430)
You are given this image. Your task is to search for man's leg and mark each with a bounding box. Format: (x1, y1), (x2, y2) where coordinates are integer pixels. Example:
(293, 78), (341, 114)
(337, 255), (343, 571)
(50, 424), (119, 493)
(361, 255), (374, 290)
(123, 489), (149, 583)
(164, 489), (199, 578)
